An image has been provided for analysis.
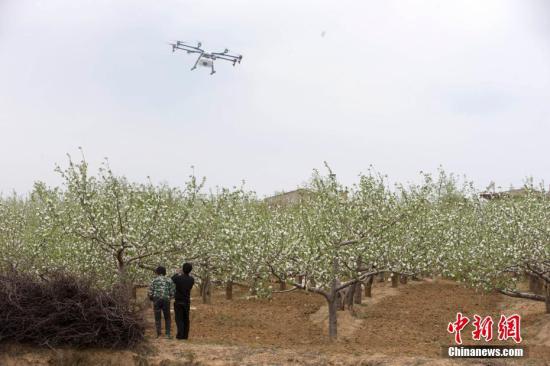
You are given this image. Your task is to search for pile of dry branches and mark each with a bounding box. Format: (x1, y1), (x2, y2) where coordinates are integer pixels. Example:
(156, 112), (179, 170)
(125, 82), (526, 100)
(0, 271), (144, 348)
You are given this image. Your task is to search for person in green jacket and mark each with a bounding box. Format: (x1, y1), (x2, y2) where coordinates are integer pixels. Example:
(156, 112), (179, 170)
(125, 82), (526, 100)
(148, 266), (175, 338)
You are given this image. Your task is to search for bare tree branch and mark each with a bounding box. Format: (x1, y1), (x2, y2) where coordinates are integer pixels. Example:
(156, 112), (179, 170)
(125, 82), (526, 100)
(498, 289), (545, 302)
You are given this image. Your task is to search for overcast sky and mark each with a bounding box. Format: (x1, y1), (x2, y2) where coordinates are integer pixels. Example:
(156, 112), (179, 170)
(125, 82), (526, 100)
(1, 0), (549, 196)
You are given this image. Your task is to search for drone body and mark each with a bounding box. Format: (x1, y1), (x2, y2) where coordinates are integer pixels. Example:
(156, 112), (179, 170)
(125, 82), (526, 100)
(169, 41), (242, 75)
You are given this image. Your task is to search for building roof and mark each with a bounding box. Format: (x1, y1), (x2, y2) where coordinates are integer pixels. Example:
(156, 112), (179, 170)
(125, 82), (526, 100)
(264, 188), (310, 205)
(480, 188), (549, 200)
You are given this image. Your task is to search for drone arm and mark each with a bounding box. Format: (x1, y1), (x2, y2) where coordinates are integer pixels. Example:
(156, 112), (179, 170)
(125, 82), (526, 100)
(211, 54), (242, 62)
(175, 46), (203, 54)
(211, 51), (240, 58)
(173, 42), (205, 53)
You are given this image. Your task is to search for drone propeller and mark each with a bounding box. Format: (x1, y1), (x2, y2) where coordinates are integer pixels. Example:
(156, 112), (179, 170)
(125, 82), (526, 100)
(167, 42), (177, 52)
(233, 56), (243, 66)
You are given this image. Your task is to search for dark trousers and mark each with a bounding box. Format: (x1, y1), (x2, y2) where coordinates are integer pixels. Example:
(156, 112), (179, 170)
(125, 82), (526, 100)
(174, 301), (190, 339)
(153, 298), (171, 336)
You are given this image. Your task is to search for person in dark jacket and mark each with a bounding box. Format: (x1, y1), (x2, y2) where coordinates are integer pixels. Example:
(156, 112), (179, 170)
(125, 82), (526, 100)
(171, 262), (195, 340)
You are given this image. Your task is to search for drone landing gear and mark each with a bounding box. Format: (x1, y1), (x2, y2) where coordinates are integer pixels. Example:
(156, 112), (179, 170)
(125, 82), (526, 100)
(191, 54), (201, 71)
(210, 64), (216, 75)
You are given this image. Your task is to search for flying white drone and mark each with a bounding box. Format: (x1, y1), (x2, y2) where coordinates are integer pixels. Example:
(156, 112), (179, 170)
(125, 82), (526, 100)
(169, 41), (242, 75)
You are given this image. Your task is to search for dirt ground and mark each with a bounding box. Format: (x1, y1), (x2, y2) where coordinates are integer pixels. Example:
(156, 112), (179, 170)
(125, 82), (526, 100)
(1, 279), (549, 365)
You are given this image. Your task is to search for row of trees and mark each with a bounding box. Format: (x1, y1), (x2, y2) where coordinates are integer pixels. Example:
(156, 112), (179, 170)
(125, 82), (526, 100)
(1, 157), (549, 338)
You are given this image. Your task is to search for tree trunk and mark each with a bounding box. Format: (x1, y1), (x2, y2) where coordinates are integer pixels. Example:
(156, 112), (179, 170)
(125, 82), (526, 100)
(328, 257), (339, 340)
(354, 281), (362, 304)
(345, 283), (355, 309)
(279, 280), (286, 290)
(364, 275), (373, 298)
(377, 272), (385, 283)
(391, 273), (399, 288)
(529, 274), (544, 295)
(116, 263), (132, 302)
(250, 275), (261, 296)
(337, 289), (345, 310)
(529, 274), (537, 292)
(328, 296), (338, 339)
(225, 280), (233, 300)
(545, 283), (550, 314)
(400, 274), (408, 285)
(536, 278), (544, 295)
(201, 276), (211, 304)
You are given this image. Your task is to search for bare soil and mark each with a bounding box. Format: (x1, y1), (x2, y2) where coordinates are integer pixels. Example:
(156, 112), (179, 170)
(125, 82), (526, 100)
(1, 279), (549, 365)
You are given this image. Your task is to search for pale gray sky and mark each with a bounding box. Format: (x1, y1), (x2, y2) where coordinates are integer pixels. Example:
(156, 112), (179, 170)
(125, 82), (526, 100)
(1, 0), (549, 196)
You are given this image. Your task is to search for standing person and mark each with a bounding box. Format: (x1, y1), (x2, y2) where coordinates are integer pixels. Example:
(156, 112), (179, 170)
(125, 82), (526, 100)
(172, 262), (195, 340)
(148, 266), (175, 339)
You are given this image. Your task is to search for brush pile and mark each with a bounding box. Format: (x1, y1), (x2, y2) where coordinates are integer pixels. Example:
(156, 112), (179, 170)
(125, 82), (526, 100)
(0, 271), (144, 348)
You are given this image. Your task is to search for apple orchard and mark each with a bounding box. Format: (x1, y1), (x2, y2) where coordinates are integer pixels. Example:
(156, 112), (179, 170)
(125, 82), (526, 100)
(1, 156), (549, 339)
